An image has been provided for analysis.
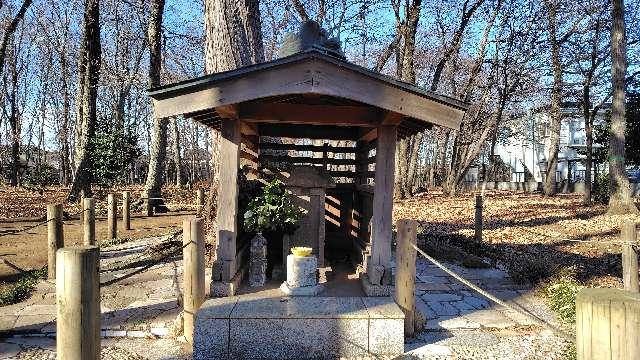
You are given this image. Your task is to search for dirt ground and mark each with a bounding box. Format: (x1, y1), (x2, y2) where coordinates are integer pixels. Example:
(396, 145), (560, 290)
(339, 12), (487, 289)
(0, 212), (194, 282)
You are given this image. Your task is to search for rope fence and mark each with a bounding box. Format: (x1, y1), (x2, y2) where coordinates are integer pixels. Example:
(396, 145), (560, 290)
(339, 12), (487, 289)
(409, 241), (574, 340)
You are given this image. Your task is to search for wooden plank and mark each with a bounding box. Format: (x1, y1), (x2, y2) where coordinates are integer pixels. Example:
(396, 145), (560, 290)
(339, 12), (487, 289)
(183, 218), (205, 345)
(259, 154), (357, 166)
(258, 123), (360, 140)
(259, 142), (355, 153)
(358, 128), (377, 142)
(241, 150), (259, 163)
(216, 104), (238, 119)
(47, 204), (64, 280)
(239, 120), (257, 136)
(239, 102), (380, 127)
(381, 111), (404, 125)
(215, 118), (240, 281)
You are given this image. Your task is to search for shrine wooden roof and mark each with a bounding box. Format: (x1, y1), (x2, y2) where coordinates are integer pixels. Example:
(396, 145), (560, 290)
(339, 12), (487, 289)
(148, 48), (468, 139)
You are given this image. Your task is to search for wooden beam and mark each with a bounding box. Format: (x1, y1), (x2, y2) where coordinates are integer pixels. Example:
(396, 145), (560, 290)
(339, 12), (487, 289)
(259, 142), (355, 153)
(216, 104), (238, 119)
(358, 128), (377, 142)
(258, 124), (359, 140)
(215, 119), (240, 282)
(259, 154), (357, 166)
(368, 125), (397, 285)
(239, 102), (379, 127)
(380, 111), (404, 125)
(239, 120), (258, 136)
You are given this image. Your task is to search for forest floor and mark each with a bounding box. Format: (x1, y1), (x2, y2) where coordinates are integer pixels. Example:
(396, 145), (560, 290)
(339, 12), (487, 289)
(394, 190), (640, 289)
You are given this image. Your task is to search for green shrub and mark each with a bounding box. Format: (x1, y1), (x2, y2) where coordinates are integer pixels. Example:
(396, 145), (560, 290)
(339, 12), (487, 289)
(593, 173), (610, 204)
(23, 163), (57, 194)
(243, 179), (301, 234)
(508, 254), (555, 285)
(544, 269), (583, 324)
(0, 267), (47, 306)
(91, 124), (141, 188)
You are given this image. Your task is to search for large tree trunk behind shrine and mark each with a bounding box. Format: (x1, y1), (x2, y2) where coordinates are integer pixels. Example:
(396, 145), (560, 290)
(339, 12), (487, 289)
(68, 0), (101, 202)
(608, 0), (638, 215)
(203, 0), (264, 221)
(143, 0), (167, 205)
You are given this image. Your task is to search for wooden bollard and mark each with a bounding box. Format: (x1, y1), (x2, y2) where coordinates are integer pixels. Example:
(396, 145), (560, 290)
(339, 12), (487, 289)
(621, 221), (639, 293)
(395, 219), (418, 337)
(576, 288), (640, 359)
(475, 195), (483, 242)
(143, 191), (153, 217)
(56, 246), (100, 360)
(183, 217), (205, 345)
(122, 191), (131, 230)
(83, 197), (96, 245)
(107, 194), (117, 240)
(196, 188), (205, 217)
(47, 204), (64, 279)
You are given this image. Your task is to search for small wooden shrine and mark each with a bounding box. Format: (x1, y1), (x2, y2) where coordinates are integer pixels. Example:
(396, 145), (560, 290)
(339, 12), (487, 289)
(149, 29), (467, 296)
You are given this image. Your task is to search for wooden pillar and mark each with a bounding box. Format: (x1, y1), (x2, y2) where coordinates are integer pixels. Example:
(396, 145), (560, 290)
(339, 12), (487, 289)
(196, 188), (205, 217)
(83, 198), (96, 246)
(122, 191), (131, 230)
(215, 118), (240, 282)
(47, 204), (64, 279)
(183, 218), (205, 345)
(621, 221), (639, 292)
(395, 219), (418, 337)
(56, 246), (100, 360)
(369, 125), (396, 285)
(576, 288), (640, 360)
(475, 195), (483, 242)
(107, 194), (117, 240)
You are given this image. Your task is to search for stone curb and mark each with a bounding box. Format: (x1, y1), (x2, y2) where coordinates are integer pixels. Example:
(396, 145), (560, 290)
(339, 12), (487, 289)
(0, 327), (173, 340)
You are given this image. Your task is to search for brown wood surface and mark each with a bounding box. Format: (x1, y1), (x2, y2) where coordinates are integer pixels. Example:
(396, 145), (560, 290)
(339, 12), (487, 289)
(621, 221), (639, 292)
(215, 118), (240, 281)
(239, 102), (380, 127)
(47, 204), (63, 280)
(395, 219), (418, 337)
(576, 288), (640, 360)
(122, 191), (131, 230)
(183, 218), (205, 345)
(107, 194), (117, 240)
(83, 197), (95, 246)
(56, 246), (100, 360)
(369, 125), (397, 285)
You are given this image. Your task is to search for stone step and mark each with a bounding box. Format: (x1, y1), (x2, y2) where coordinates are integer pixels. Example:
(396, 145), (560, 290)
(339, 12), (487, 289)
(194, 296), (405, 360)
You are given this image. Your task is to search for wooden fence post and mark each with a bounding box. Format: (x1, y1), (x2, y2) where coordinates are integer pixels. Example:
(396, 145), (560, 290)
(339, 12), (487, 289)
(47, 204), (64, 279)
(395, 219), (418, 338)
(621, 221), (639, 293)
(183, 217), (205, 345)
(83, 198), (96, 246)
(196, 188), (204, 217)
(122, 191), (131, 230)
(56, 246), (100, 360)
(107, 194), (117, 240)
(143, 191), (153, 217)
(475, 194), (483, 242)
(576, 288), (640, 360)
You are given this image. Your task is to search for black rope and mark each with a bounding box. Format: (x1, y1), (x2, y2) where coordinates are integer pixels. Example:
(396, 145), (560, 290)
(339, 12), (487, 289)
(0, 218), (54, 238)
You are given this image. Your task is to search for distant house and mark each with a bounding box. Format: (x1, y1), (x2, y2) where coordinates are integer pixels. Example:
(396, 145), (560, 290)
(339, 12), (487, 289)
(491, 102), (608, 184)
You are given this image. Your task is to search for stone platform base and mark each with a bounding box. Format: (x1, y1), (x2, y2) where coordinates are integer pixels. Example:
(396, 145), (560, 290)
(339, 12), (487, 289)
(211, 266), (246, 297)
(193, 296), (404, 359)
(279, 282), (324, 296)
(360, 273), (394, 297)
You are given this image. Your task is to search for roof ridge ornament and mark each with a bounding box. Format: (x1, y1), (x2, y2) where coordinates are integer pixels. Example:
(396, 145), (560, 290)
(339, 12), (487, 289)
(278, 20), (345, 60)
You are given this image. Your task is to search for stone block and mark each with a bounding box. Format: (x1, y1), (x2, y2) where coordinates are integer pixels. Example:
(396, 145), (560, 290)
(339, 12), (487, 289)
(286, 254), (317, 287)
(229, 318), (368, 359)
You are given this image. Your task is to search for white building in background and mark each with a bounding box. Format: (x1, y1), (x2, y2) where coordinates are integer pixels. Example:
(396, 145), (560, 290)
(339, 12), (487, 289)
(491, 103), (607, 184)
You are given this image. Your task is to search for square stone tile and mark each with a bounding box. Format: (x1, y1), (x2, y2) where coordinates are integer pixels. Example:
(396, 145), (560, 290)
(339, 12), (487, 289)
(197, 297), (238, 319)
(231, 296), (369, 319)
(362, 297), (403, 319)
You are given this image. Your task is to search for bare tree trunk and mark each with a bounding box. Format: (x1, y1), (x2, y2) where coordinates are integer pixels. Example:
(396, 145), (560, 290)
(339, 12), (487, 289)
(68, 0), (101, 202)
(583, 91), (593, 206)
(60, 50), (71, 185)
(171, 117), (183, 186)
(608, 0), (638, 215)
(0, 0), (33, 77)
(143, 0), (167, 204)
(543, 2), (562, 196)
(203, 0), (264, 220)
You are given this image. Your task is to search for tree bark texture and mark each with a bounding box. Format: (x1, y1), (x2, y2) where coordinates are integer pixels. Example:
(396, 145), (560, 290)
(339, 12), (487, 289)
(143, 0), (167, 203)
(171, 117), (183, 186)
(68, 0), (101, 202)
(543, 2), (562, 197)
(608, 0), (638, 215)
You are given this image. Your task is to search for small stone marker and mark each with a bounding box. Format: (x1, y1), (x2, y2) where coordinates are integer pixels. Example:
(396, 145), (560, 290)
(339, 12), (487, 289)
(249, 233), (267, 287)
(280, 251), (323, 296)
